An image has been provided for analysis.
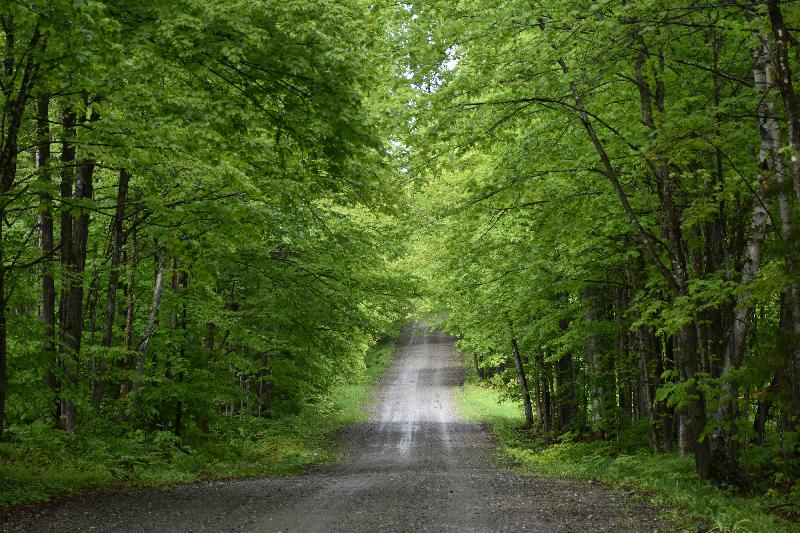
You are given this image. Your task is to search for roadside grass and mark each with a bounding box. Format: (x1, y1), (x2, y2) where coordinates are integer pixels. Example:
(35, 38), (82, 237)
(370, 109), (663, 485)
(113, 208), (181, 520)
(0, 339), (396, 512)
(455, 380), (793, 533)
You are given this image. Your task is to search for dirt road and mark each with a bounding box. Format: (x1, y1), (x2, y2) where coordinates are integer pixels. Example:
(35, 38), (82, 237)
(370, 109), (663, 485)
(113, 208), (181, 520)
(2, 325), (670, 532)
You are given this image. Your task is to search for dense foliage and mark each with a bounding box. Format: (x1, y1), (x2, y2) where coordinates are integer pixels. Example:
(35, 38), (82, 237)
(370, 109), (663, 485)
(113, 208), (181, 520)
(0, 0), (411, 458)
(406, 0), (800, 497)
(5, 0), (800, 524)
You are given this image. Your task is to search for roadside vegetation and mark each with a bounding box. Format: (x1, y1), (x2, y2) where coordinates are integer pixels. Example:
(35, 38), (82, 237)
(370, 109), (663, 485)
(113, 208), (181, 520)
(0, 337), (396, 511)
(0, 0), (412, 515)
(405, 1), (800, 529)
(6, 1), (800, 528)
(456, 375), (793, 532)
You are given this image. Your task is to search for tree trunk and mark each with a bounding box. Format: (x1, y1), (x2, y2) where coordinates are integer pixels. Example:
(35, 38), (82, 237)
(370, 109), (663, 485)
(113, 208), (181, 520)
(119, 217), (138, 408)
(132, 251), (167, 392)
(533, 358), (544, 431)
(511, 336), (534, 429)
(633, 47), (711, 478)
(555, 317), (577, 431)
(472, 352), (482, 380)
(169, 260), (186, 435)
(58, 107), (77, 430)
(36, 95), (59, 418)
(713, 34), (776, 442)
(92, 169), (129, 410)
(660, 336), (674, 453)
(582, 287), (604, 430)
(766, 0), (800, 200)
(678, 325), (712, 476)
(542, 361), (552, 433)
(636, 325), (659, 452)
(0, 230), (5, 438)
(0, 21), (42, 437)
(556, 350), (575, 431)
(60, 102), (98, 431)
(766, 0), (800, 425)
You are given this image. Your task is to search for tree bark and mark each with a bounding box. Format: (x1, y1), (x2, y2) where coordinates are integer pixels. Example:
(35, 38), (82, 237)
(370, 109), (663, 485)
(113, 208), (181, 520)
(36, 96), (59, 418)
(472, 353), (482, 380)
(541, 358), (552, 433)
(58, 107), (77, 430)
(560, 52), (711, 478)
(582, 287), (604, 429)
(169, 260), (186, 435)
(60, 101), (98, 431)
(511, 336), (534, 429)
(92, 169), (129, 410)
(533, 360), (544, 432)
(119, 217), (138, 408)
(765, 0), (800, 422)
(0, 227), (6, 438)
(132, 250), (167, 392)
(714, 34), (776, 435)
(636, 324), (659, 452)
(0, 18), (41, 438)
(766, 0), (800, 200)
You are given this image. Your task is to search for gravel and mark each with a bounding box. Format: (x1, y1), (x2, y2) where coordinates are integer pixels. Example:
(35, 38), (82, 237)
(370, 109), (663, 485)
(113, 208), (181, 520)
(0, 325), (675, 532)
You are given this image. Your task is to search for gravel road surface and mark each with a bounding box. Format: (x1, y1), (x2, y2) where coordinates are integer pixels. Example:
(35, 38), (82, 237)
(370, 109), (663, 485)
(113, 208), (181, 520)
(1, 325), (672, 532)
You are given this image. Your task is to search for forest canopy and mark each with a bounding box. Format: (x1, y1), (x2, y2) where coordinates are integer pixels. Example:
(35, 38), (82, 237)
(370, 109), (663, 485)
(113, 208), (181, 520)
(404, 0), (800, 487)
(0, 0), (412, 443)
(2, 0), (800, 520)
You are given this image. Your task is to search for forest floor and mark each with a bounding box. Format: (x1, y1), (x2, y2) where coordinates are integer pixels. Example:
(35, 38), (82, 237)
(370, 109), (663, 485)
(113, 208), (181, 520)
(1, 326), (672, 532)
(456, 379), (795, 532)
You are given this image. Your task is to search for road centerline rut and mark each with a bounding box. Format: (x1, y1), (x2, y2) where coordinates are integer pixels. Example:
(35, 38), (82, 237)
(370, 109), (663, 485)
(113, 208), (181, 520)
(2, 325), (670, 532)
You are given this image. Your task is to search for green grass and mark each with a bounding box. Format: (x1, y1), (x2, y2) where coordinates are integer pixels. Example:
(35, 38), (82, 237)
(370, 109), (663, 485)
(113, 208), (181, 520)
(0, 339), (396, 512)
(455, 381), (795, 533)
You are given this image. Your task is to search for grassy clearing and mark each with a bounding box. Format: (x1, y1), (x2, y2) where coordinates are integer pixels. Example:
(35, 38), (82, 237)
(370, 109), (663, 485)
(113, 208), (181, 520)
(0, 339), (396, 512)
(455, 380), (793, 533)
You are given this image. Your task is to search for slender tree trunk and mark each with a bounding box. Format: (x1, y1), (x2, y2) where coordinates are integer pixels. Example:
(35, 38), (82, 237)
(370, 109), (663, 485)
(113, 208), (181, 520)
(472, 353), (482, 379)
(92, 169), (129, 410)
(132, 251), (167, 392)
(636, 324), (659, 452)
(582, 287), (604, 430)
(119, 216), (138, 411)
(0, 232), (5, 438)
(556, 318), (577, 431)
(533, 360), (544, 431)
(660, 336), (674, 453)
(58, 107), (77, 430)
(542, 363), (552, 433)
(632, 48), (711, 477)
(0, 21), (41, 438)
(556, 349), (575, 431)
(169, 260), (186, 435)
(765, 0), (800, 424)
(263, 378), (273, 419)
(196, 323), (216, 432)
(766, 0), (800, 200)
(60, 103), (98, 431)
(627, 254), (659, 450)
(511, 336), (534, 429)
(0, 20), (15, 436)
(36, 96), (59, 418)
(715, 35), (776, 438)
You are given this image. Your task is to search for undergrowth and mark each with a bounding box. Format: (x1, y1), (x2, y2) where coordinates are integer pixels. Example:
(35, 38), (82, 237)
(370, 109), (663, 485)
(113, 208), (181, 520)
(0, 339), (396, 512)
(455, 379), (795, 533)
